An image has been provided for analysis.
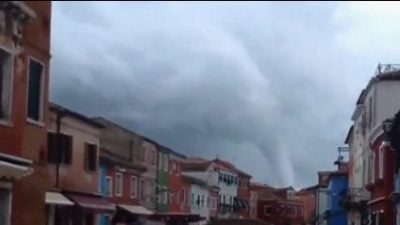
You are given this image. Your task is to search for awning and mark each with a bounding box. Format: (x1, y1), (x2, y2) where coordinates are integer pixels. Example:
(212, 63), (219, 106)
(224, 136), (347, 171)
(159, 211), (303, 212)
(0, 159), (32, 181)
(45, 191), (74, 206)
(150, 212), (205, 222)
(66, 193), (115, 212)
(118, 204), (153, 216)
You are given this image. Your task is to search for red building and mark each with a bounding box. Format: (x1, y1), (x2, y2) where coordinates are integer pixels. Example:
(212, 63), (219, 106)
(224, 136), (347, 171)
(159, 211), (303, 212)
(168, 151), (189, 213)
(366, 122), (395, 225)
(256, 186), (304, 225)
(236, 169), (251, 218)
(296, 186), (317, 225)
(0, 2), (52, 225)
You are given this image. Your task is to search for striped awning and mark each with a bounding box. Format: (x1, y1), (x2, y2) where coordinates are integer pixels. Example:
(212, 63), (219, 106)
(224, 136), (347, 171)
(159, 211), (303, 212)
(0, 153), (32, 181)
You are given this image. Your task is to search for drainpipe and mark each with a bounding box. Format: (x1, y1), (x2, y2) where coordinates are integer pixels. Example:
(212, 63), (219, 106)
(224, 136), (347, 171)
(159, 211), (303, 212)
(53, 107), (66, 225)
(55, 108), (66, 188)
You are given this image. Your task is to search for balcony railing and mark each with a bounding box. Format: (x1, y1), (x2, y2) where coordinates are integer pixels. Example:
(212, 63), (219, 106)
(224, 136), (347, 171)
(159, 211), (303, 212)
(340, 188), (369, 212)
(375, 64), (400, 76)
(346, 188), (369, 201)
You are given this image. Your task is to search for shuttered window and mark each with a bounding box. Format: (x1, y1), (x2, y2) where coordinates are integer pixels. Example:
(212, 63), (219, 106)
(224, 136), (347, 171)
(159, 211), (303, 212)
(84, 143), (97, 171)
(47, 132), (72, 165)
(27, 59), (43, 121)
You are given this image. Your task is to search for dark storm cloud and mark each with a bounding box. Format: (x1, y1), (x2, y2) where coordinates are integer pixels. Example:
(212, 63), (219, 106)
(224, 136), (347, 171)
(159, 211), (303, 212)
(50, 2), (400, 187)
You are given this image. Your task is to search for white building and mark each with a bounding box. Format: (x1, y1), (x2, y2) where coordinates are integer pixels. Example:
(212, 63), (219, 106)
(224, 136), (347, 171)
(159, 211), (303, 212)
(217, 169), (239, 218)
(347, 64), (400, 225)
(182, 175), (211, 225)
(181, 158), (242, 219)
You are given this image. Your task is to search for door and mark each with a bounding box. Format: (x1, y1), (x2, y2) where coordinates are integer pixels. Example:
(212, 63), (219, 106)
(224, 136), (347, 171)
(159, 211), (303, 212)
(0, 187), (11, 225)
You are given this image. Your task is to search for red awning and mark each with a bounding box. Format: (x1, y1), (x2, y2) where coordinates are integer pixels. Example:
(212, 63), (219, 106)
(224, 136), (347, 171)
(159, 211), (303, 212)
(66, 193), (115, 212)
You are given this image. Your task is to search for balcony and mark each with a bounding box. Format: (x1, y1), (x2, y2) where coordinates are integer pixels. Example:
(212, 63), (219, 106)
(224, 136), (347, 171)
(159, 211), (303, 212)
(340, 188), (369, 212)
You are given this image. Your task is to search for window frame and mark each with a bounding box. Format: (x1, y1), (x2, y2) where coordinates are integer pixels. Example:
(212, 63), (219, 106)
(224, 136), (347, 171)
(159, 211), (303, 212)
(130, 175), (137, 198)
(372, 151), (376, 182)
(115, 173), (123, 197)
(158, 152), (163, 170)
(26, 56), (45, 125)
(379, 146), (384, 179)
(163, 154), (169, 172)
(106, 176), (112, 197)
(47, 131), (73, 165)
(180, 187), (185, 205)
(151, 150), (156, 166)
(84, 142), (98, 172)
(140, 179), (146, 201)
(0, 46), (13, 125)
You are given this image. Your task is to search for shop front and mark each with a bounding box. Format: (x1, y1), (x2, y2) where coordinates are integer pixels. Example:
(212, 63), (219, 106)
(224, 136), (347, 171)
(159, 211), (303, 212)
(0, 153), (33, 225)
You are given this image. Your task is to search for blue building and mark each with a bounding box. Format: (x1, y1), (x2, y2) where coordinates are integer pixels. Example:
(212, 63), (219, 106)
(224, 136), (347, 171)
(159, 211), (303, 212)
(98, 164), (112, 225)
(326, 172), (348, 225)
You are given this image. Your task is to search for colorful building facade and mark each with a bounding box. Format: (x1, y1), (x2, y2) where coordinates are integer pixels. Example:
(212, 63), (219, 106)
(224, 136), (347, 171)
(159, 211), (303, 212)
(0, 2), (52, 225)
(155, 143), (169, 212)
(46, 103), (114, 225)
(326, 172), (348, 225)
(93, 117), (150, 225)
(168, 151), (189, 213)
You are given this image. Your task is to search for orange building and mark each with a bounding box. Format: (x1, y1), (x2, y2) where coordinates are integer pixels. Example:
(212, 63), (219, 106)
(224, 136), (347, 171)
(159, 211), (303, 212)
(296, 186), (317, 225)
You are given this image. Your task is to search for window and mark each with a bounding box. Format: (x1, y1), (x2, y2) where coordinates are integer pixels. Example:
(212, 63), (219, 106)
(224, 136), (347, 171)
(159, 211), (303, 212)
(299, 207), (304, 217)
(191, 193), (194, 205)
(201, 195), (205, 208)
(172, 162), (176, 173)
(27, 58), (44, 121)
(0, 186), (11, 225)
(229, 196), (233, 205)
(141, 147), (146, 162)
(196, 195), (201, 207)
(371, 152), (376, 182)
(163, 155), (169, 172)
(368, 97), (373, 129)
(130, 176), (137, 198)
(163, 186), (168, 204)
(47, 132), (72, 165)
(104, 215), (111, 225)
(106, 176), (112, 197)
(379, 146), (384, 179)
(140, 179), (146, 200)
(264, 206), (273, 215)
(207, 196), (210, 208)
(158, 153), (163, 170)
(180, 188), (185, 204)
(115, 173), (123, 196)
(151, 151), (156, 166)
(0, 49), (12, 121)
(84, 143), (97, 171)
(223, 195), (226, 204)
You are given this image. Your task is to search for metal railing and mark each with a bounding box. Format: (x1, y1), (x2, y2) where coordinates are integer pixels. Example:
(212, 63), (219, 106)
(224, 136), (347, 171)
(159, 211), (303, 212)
(375, 63), (400, 76)
(346, 187), (369, 201)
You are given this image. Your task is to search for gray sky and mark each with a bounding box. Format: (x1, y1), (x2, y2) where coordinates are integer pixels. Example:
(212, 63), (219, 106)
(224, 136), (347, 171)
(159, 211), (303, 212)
(50, 1), (400, 188)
